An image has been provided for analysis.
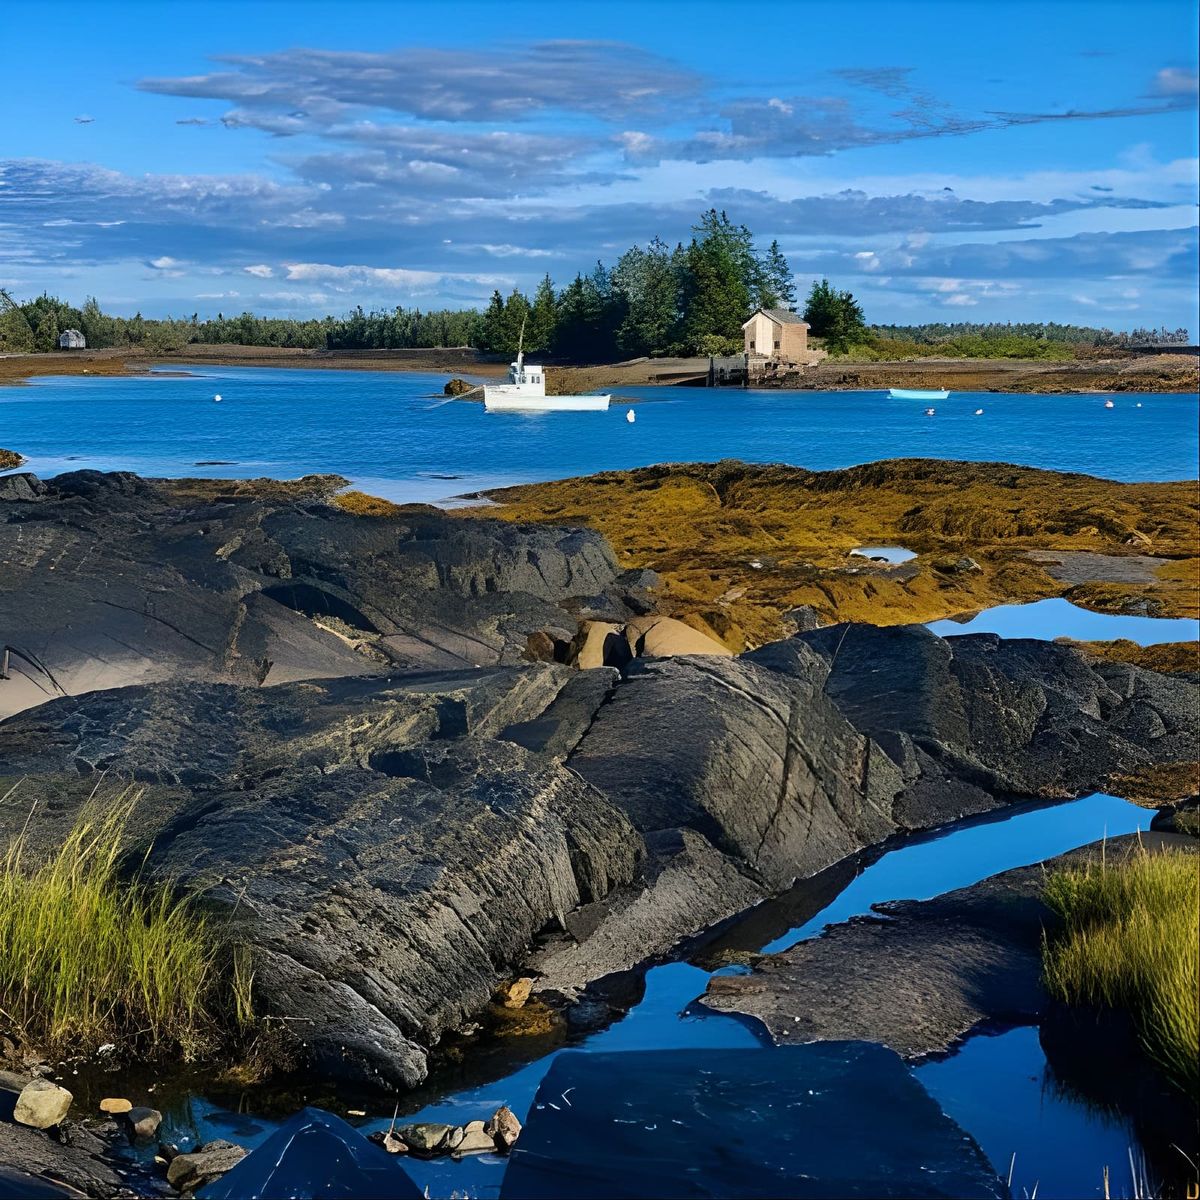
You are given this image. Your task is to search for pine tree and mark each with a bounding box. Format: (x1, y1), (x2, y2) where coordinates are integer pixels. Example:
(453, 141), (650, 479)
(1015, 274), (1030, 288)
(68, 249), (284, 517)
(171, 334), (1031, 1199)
(802, 278), (867, 353)
(527, 275), (557, 353)
(480, 291), (507, 354)
(612, 237), (680, 356)
(759, 240), (796, 309)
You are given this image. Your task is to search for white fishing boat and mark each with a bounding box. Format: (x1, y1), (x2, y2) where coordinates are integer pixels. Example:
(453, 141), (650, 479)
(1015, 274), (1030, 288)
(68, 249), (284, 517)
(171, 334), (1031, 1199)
(889, 388), (950, 400)
(484, 322), (610, 412)
(483, 354), (610, 411)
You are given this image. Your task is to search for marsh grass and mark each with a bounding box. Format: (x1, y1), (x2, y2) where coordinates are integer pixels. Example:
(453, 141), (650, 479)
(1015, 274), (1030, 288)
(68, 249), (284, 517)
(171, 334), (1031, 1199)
(0, 786), (252, 1059)
(1043, 842), (1199, 1096)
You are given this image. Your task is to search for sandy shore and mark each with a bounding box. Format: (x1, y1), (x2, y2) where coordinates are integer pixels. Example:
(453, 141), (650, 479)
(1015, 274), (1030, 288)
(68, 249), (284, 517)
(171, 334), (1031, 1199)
(1, 344), (1196, 393)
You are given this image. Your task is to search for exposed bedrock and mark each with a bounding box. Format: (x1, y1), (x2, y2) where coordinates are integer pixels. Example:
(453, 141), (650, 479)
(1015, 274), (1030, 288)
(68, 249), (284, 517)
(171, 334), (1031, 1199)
(1, 612), (1194, 1090)
(0, 470), (637, 719)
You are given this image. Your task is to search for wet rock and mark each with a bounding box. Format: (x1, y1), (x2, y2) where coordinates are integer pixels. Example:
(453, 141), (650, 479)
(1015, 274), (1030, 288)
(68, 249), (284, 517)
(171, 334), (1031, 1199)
(443, 377), (475, 397)
(367, 1129), (408, 1154)
(124, 1106), (162, 1142)
(166, 1138), (247, 1192)
(495, 977), (534, 1008)
(701, 832), (1196, 1058)
(13, 1079), (72, 1129)
(455, 1121), (497, 1154)
(500, 1046), (1005, 1198)
(523, 630), (559, 662)
(484, 1105), (522, 1151)
(396, 1122), (455, 1155)
(0, 1120), (129, 1199)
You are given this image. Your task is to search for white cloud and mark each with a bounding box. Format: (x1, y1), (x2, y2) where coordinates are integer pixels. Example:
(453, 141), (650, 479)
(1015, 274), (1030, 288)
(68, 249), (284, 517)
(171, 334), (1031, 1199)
(243, 264), (274, 278)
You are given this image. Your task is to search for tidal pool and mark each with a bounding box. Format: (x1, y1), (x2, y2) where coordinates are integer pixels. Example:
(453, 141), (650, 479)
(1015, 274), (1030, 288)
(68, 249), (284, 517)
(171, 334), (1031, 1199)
(850, 545), (917, 564)
(927, 596), (1198, 646)
(126, 792), (1152, 1199)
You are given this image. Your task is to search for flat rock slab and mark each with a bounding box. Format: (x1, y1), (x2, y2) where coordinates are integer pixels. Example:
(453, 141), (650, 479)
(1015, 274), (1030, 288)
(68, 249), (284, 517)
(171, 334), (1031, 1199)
(204, 1108), (423, 1200)
(1024, 549), (1170, 584)
(700, 833), (1194, 1058)
(500, 1045), (1006, 1199)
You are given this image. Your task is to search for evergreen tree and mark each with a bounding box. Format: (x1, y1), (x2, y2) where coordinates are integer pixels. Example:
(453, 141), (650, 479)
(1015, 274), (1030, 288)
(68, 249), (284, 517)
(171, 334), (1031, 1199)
(758, 240), (795, 309)
(611, 237), (680, 356)
(680, 210), (757, 351)
(527, 275), (557, 353)
(480, 290), (507, 354)
(802, 278), (867, 353)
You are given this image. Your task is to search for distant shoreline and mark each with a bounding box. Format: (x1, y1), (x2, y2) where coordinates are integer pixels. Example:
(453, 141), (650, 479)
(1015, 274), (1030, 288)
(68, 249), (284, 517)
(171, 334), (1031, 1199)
(1, 343), (1196, 394)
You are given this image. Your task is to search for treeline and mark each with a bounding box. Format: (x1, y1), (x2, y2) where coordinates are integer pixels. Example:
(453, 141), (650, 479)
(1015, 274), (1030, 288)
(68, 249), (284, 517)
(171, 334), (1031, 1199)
(869, 321), (1191, 349)
(0, 294), (486, 354)
(477, 209), (796, 359)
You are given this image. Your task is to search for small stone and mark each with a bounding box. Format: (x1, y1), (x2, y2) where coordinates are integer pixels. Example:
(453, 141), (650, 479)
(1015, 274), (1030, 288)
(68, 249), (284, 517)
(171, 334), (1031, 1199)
(397, 1122), (455, 1155)
(456, 1126), (498, 1154)
(495, 977), (534, 1009)
(166, 1139), (246, 1192)
(367, 1130), (409, 1155)
(13, 1078), (73, 1129)
(484, 1104), (522, 1151)
(953, 556), (982, 573)
(444, 1125), (465, 1151)
(125, 1106), (163, 1141)
(100, 1097), (133, 1114)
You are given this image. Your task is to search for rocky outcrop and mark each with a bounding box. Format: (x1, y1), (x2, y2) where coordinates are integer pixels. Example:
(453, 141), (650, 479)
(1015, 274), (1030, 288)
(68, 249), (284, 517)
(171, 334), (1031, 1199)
(2, 616), (1194, 1090)
(0, 470), (642, 719)
(699, 832), (1196, 1062)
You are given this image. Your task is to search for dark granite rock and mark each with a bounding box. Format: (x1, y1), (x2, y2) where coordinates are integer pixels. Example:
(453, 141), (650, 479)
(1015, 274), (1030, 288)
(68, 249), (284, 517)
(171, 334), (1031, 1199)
(700, 833), (1196, 1058)
(0, 471), (633, 719)
(500, 1045), (1007, 1198)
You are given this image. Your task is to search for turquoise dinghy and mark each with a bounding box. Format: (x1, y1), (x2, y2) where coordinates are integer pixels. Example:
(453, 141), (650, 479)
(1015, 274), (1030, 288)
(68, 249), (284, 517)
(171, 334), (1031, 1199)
(889, 388), (950, 400)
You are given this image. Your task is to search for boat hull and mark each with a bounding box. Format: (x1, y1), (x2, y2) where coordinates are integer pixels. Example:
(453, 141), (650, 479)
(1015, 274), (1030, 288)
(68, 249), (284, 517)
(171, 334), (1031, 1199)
(889, 388), (950, 400)
(484, 393), (611, 412)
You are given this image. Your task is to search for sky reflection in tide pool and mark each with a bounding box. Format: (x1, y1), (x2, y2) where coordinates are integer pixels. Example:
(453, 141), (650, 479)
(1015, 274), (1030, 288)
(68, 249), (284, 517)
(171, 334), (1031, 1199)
(158, 793), (1150, 1200)
(927, 597), (1199, 645)
(2, 369), (1197, 497)
(918, 1026), (1136, 1200)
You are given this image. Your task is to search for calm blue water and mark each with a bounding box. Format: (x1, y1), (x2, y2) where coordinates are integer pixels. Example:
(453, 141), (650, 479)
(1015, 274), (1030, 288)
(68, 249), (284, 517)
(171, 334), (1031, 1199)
(149, 793), (1149, 1200)
(928, 597), (1199, 646)
(1, 369), (1196, 504)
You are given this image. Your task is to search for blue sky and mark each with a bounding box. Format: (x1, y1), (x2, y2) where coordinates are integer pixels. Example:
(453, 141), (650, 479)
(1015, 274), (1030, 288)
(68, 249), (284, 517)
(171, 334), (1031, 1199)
(2, 0), (1197, 329)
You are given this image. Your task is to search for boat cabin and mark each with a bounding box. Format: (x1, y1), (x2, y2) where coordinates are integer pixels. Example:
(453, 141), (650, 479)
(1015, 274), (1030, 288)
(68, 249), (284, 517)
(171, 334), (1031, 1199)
(509, 360), (544, 388)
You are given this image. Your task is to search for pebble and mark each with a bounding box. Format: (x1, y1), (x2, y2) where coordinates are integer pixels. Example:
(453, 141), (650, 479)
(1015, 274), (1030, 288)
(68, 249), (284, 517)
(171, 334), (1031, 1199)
(100, 1097), (133, 1114)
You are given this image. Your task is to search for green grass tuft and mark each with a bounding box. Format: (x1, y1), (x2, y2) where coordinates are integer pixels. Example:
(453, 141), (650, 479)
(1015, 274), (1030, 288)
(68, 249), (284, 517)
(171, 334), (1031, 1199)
(1043, 842), (1199, 1096)
(0, 787), (251, 1060)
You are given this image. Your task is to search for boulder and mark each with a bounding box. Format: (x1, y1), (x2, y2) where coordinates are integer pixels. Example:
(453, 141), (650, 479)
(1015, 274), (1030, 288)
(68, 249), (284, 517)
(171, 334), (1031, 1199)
(455, 1122), (498, 1154)
(495, 977), (533, 1009)
(396, 1122), (455, 1155)
(166, 1139), (247, 1192)
(124, 1106), (162, 1142)
(13, 1079), (72, 1130)
(570, 620), (630, 670)
(443, 377), (475, 397)
(484, 1105), (522, 1151)
(624, 615), (732, 658)
(0, 1120), (129, 1199)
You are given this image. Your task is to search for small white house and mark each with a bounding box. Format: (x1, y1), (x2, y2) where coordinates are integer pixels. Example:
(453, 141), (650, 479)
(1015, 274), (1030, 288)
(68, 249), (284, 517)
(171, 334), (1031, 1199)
(742, 308), (810, 360)
(58, 329), (86, 350)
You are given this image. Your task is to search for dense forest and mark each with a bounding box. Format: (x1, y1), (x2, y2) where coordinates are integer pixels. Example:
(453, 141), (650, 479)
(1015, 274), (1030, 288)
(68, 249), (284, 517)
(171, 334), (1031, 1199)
(1, 207), (1189, 361)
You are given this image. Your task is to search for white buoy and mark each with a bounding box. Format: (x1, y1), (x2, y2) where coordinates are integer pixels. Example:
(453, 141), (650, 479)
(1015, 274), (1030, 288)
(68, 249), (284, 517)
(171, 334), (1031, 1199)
(626, 408), (636, 423)
(1136, 402), (1143, 408)
(924, 407), (936, 416)
(1104, 399), (1114, 408)
(974, 408), (984, 415)
(213, 393), (222, 403)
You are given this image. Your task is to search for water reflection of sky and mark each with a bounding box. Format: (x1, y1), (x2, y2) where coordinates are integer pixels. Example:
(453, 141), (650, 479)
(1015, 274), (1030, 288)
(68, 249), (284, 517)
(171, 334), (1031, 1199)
(158, 794), (1151, 1200)
(928, 597), (1198, 646)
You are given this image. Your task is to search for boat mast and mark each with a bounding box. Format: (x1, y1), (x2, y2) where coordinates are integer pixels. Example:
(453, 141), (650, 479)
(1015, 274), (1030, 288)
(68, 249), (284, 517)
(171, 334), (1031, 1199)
(516, 315), (526, 372)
